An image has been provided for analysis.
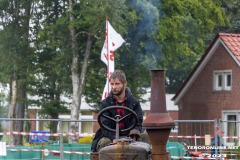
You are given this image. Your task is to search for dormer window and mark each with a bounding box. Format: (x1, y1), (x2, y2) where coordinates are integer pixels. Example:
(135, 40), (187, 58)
(213, 70), (232, 91)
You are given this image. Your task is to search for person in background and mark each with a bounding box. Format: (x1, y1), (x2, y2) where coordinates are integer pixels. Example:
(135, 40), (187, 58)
(211, 129), (224, 155)
(91, 70), (145, 152)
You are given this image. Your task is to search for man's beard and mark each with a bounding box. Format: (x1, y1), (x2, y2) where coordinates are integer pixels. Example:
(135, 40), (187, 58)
(113, 86), (125, 96)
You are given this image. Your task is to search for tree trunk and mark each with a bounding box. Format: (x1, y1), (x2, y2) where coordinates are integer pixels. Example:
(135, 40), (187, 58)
(13, 0), (31, 146)
(79, 34), (94, 98)
(8, 73), (17, 145)
(68, 0), (94, 143)
(68, 0), (79, 143)
(50, 79), (59, 140)
(15, 84), (26, 145)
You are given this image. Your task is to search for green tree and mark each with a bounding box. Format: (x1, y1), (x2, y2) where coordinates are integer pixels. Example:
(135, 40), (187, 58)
(83, 0), (230, 103)
(216, 0), (240, 33)
(30, 0), (72, 135)
(67, 0), (132, 143)
(157, 0), (229, 93)
(33, 0), (135, 143)
(0, 0), (35, 145)
(0, 0), (232, 146)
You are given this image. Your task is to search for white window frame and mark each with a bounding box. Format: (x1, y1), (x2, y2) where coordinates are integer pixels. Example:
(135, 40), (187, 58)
(213, 70), (232, 91)
(222, 111), (240, 146)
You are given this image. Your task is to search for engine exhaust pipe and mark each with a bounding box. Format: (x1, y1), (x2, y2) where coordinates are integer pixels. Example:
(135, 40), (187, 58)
(143, 70), (175, 160)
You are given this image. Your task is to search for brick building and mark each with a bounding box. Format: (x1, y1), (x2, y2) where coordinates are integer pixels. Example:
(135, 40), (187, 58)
(172, 33), (240, 146)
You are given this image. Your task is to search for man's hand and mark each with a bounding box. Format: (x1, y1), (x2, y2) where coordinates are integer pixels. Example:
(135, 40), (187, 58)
(129, 129), (140, 141)
(113, 139), (117, 143)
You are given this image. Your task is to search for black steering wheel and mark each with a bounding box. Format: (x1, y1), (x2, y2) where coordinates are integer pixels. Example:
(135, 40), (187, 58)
(98, 106), (138, 140)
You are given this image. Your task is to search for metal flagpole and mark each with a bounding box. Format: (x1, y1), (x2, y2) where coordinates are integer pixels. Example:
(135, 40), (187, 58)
(106, 16), (109, 94)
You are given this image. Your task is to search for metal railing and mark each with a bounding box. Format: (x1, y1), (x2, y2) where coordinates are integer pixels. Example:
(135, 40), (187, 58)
(0, 118), (97, 160)
(1, 118), (240, 159)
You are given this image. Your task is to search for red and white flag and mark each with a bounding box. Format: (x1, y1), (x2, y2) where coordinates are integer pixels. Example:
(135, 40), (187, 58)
(101, 20), (125, 100)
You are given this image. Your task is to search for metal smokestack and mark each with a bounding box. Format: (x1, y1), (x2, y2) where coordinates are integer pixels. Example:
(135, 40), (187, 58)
(143, 70), (175, 160)
(150, 70), (167, 113)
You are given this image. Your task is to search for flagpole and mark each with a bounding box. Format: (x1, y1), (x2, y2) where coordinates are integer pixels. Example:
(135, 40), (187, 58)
(106, 16), (109, 94)
(100, 17), (125, 100)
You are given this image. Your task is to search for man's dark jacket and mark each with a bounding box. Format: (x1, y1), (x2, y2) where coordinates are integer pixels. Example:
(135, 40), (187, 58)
(91, 88), (143, 152)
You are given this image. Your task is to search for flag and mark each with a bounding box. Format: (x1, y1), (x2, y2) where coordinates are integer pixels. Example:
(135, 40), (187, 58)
(101, 21), (125, 65)
(101, 20), (125, 100)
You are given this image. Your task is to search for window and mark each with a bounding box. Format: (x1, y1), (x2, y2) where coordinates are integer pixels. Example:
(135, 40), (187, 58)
(227, 115), (237, 143)
(214, 70), (232, 91)
(222, 111), (239, 146)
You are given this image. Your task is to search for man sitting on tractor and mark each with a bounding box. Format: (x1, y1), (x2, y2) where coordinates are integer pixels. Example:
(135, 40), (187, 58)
(91, 70), (148, 152)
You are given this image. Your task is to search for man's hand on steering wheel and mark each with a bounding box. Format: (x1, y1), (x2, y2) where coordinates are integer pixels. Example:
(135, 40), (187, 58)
(98, 106), (139, 141)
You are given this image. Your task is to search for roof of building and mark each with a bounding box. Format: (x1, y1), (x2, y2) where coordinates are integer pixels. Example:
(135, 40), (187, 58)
(172, 33), (240, 104)
(28, 95), (94, 110)
(141, 91), (178, 111)
(29, 92), (178, 111)
(219, 33), (240, 61)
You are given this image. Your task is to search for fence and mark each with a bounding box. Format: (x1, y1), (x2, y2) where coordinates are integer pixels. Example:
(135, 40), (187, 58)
(0, 118), (96, 160)
(168, 119), (240, 159)
(170, 120), (217, 146)
(1, 118), (240, 160)
(218, 120), (240, 160)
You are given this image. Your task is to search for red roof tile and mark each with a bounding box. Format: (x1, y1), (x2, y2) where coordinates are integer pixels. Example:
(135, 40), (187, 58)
(219, 33), (240, 61)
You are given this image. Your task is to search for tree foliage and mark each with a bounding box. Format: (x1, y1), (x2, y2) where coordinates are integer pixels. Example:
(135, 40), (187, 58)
(0, 0), (236, 142)
(157, 0), (229, 93)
